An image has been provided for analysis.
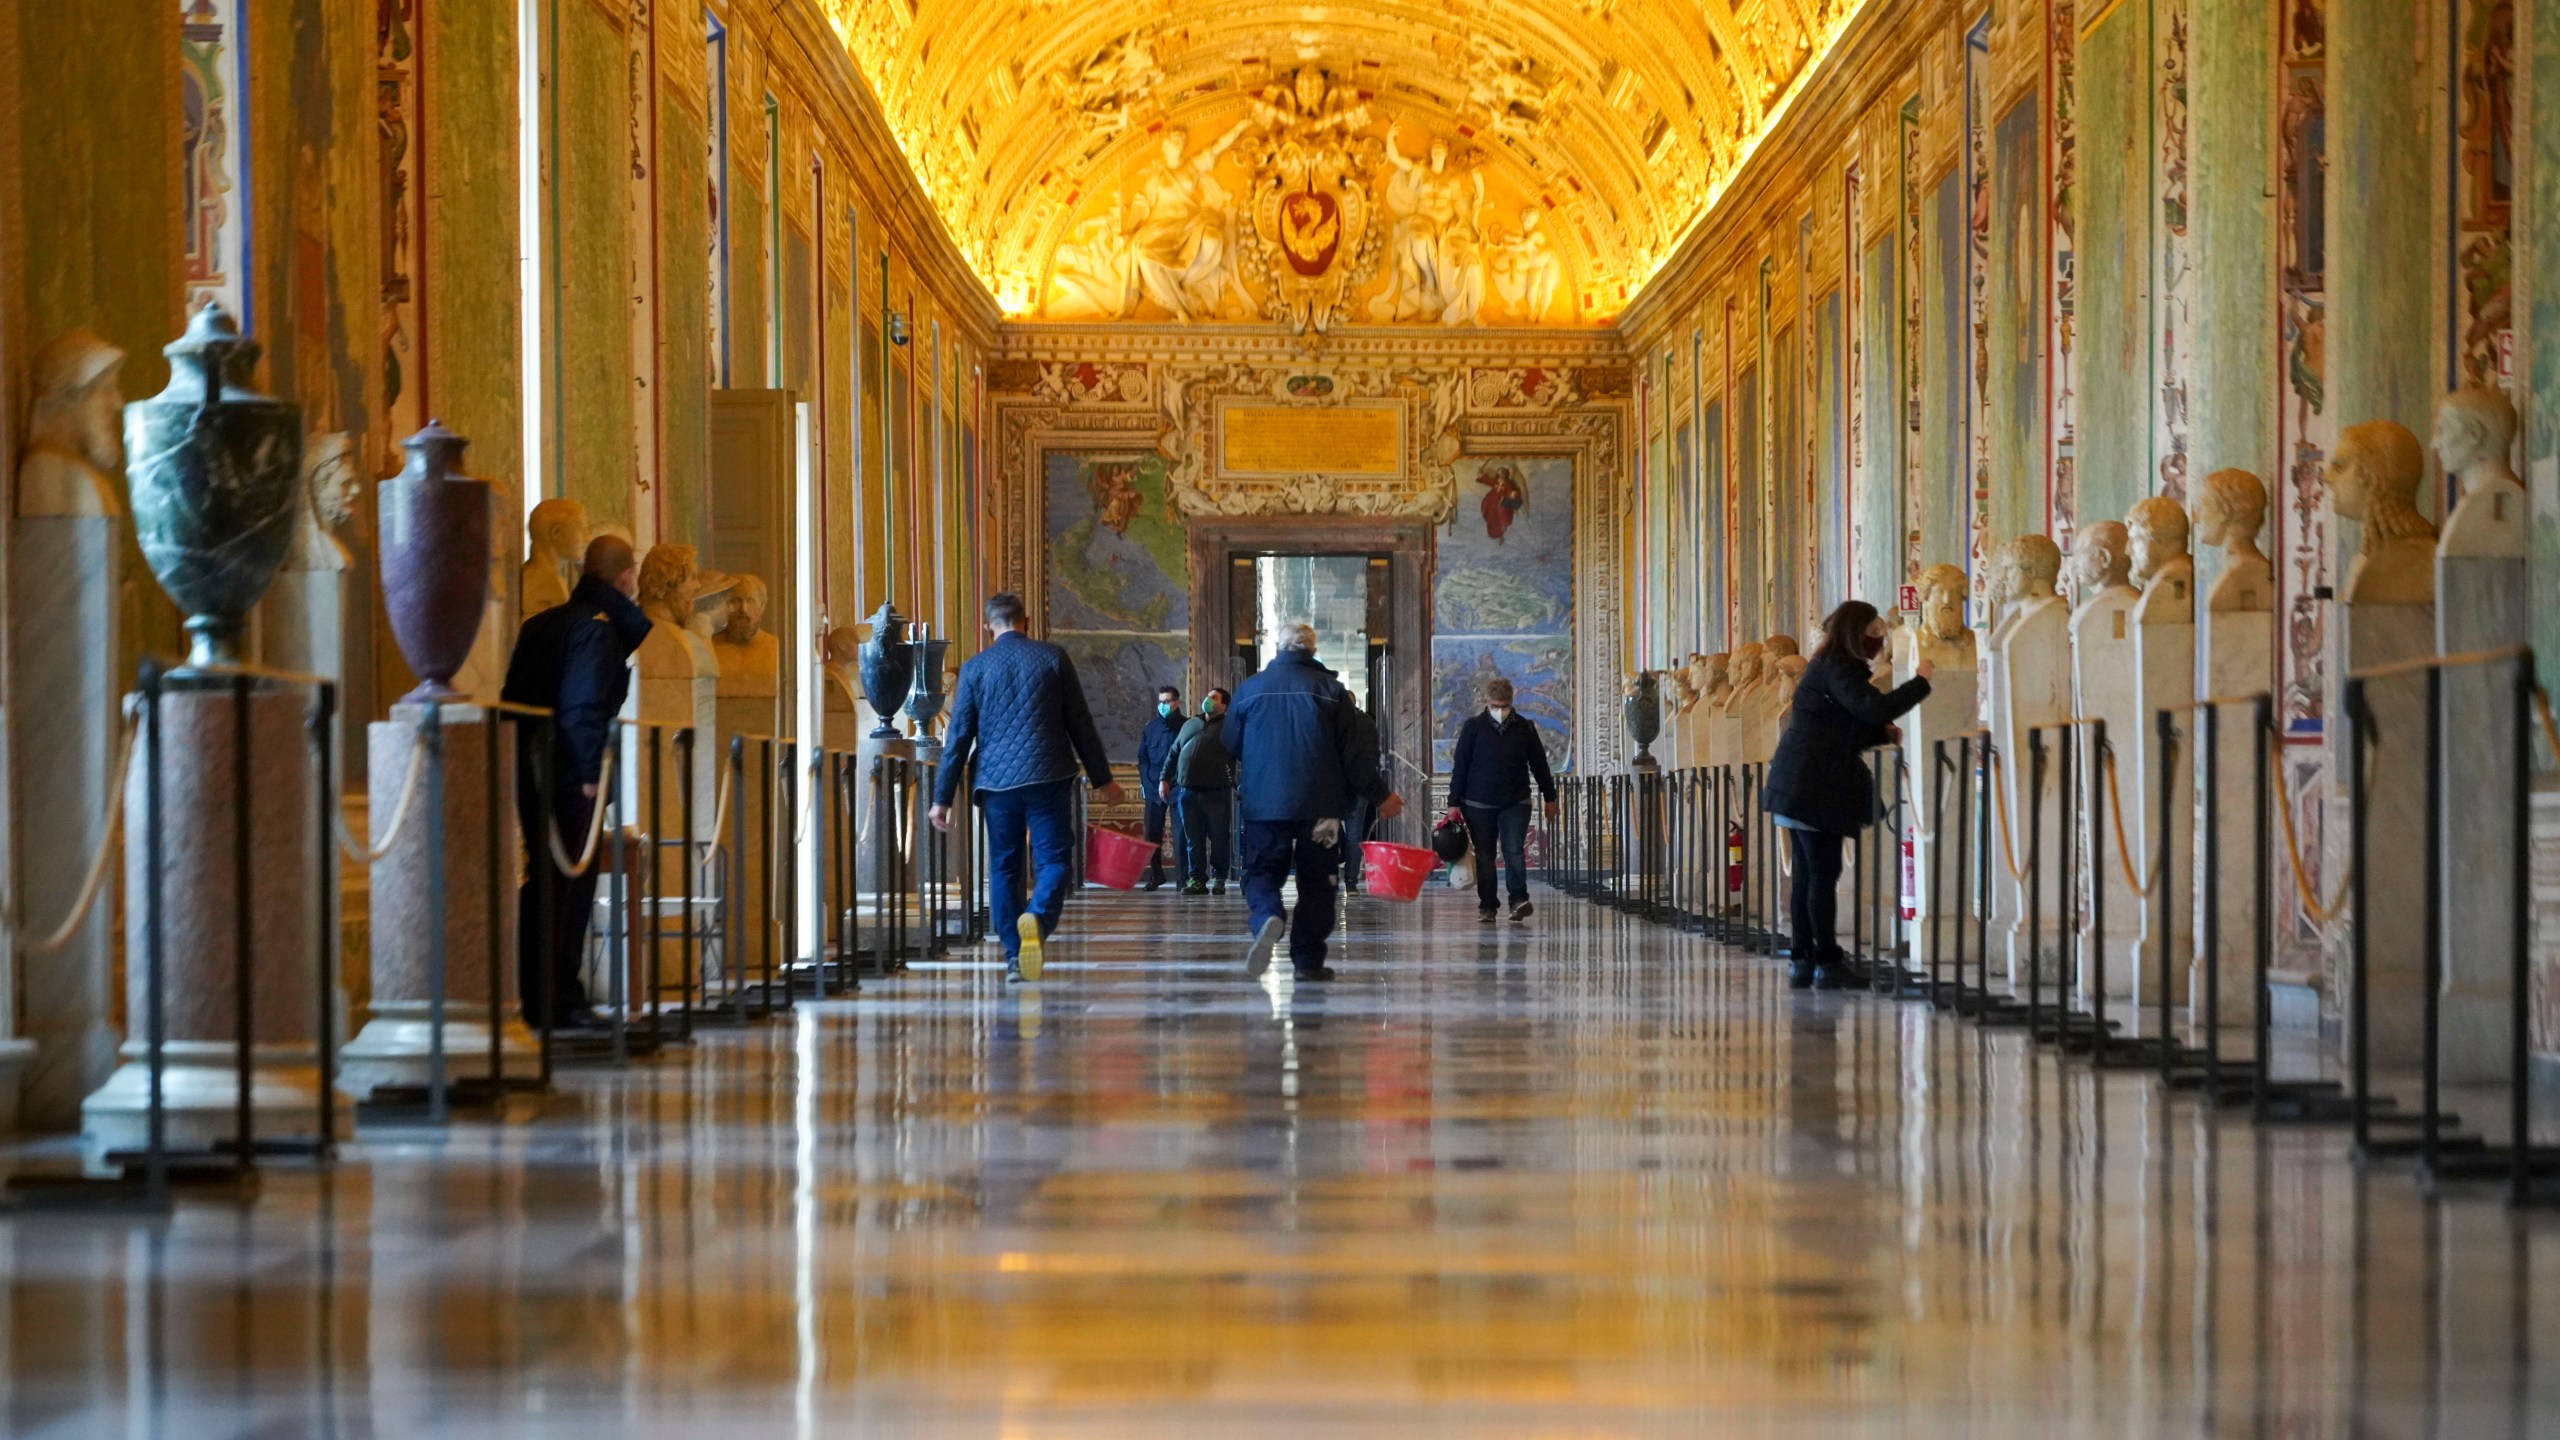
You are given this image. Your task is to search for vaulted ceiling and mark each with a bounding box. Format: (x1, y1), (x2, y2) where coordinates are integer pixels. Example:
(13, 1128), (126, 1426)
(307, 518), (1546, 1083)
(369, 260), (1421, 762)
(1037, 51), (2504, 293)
(818, 0), (1865, 325)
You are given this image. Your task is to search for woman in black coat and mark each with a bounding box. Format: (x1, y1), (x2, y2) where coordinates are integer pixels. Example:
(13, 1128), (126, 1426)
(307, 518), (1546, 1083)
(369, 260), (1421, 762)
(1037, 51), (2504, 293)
(1759, 600), (1934, 989)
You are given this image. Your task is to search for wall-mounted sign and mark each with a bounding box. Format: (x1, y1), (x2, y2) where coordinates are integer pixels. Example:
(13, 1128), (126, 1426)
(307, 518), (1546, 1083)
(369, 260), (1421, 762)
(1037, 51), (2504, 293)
(1218, 402), (1403, 477)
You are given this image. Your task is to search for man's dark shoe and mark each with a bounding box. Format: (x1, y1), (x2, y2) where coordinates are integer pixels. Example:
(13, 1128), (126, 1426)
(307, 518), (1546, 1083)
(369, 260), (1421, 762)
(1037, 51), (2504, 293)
(1183, 879), (1208, 896)
(549, 1007), (608, 1032)
(1004, 961), (1027, 986)
(1211, 879), (1227, 896)
(1142, 865), (1166, 892)
(1292, 963), (1337, 982)
(1810, 965), (1850, 991)
(1509, 899), (1534, 922)
(1787, 962), (1816, 990)
(1244, 916), (1284, 978)
(1478, 907), (1498, 924)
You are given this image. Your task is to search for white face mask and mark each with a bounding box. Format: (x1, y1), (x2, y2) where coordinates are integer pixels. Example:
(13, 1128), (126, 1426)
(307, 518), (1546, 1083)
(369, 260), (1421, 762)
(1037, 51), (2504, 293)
(1487, 706), (1511, 722)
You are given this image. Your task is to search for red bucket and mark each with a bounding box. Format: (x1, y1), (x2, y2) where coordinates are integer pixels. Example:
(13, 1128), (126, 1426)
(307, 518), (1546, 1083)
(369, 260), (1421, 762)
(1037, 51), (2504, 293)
(1360, 841), (1440, 903)
(1085, 825), (1157, 890)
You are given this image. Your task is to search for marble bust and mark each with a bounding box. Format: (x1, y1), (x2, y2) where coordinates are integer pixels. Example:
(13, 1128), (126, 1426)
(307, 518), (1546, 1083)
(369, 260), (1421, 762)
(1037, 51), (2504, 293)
(712, 574), (781, 698)
(18, 330), (126, 518)
(2127, 495), (2194, 623)
(1718, 642), (1765, 711)
(283, 431), (358, 572)
(2326, 418), (2437, 605)
(2433, 385), (2526, 559)
(1997, 533), (2065, 609)
(637, 542), (721, 679)
(2065, 520), (2135, 613)
(823, 625), (862, 709)
(1695, 651), (1731, 709)
(2194, 468), (2273, 613)
(521, 497), (589, 615)
(1912, 562), (1977, 669)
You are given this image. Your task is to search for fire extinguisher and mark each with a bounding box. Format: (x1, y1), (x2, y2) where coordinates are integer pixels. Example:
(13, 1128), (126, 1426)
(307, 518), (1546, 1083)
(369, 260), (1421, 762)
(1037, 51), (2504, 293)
(1726, 821), (1744, 894)
(1899, 825), (1919, 921)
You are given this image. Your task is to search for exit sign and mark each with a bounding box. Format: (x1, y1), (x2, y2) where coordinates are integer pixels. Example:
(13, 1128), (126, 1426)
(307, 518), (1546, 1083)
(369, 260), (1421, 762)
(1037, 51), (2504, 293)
(1897, 584), (1919, 613)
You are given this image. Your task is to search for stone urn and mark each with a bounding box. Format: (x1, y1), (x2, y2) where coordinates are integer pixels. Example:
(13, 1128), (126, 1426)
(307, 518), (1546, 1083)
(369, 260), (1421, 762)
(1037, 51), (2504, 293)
(377, 420), (491, 703)
(122, 303), (304, 671)
(858, 599), (915, 738)
(904, 635), (952, 734)
(1622, 671), (1661, 771)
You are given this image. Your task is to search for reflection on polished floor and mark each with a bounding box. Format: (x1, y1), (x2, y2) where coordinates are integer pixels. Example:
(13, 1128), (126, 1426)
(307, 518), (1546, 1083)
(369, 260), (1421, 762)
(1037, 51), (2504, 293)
(6, 888), (2558, 1437)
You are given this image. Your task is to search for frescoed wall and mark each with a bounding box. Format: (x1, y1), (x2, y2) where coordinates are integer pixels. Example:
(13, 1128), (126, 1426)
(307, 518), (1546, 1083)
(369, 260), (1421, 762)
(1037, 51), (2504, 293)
(1044, 451), (1192, 762)
(1432, 457), (1576, 774)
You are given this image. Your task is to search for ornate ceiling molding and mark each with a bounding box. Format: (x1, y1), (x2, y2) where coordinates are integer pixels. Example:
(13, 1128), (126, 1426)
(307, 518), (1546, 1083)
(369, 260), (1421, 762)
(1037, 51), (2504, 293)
(817, 0), (1877, 326)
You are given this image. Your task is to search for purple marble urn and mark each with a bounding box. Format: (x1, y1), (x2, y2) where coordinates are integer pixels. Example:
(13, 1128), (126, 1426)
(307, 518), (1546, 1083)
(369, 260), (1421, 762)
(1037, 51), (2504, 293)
(378, 419), (491, 703)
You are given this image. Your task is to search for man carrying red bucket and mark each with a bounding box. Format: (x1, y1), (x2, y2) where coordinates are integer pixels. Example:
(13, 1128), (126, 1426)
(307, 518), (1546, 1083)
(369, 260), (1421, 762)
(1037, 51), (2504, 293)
(1224, 622), (1404, 982)
(930, 592), (1123, 984)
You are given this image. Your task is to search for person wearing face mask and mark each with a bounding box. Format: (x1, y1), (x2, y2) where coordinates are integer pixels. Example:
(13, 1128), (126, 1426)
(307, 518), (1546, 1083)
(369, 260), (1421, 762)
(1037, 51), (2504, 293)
(1760, 600), (1934, 989)
(1159, 687), (1234, 895)
(1135, 684), (1185, 890)
(1444, 677), (1559, 923)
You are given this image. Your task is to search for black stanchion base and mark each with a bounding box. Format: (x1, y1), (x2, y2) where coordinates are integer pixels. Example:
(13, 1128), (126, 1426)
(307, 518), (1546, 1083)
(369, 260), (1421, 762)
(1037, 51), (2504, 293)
(354, 1074), (546, 1125)
(2417, 1147), (2560, 1190)
(548, 1026), (671, 1064)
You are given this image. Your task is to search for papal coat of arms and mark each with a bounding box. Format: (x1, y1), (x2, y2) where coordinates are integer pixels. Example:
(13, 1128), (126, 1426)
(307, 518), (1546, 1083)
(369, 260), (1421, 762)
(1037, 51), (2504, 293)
(1241, 67), (1382, 334)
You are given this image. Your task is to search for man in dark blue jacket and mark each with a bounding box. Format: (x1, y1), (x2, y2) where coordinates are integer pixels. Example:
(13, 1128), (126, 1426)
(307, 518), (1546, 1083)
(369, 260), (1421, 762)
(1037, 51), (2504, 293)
(1444, 677), (1559, 923)
(928, 592), (1123, 982)
(1134, 684), (1183, 889)
(502, 535), (652, 1028)
(1224, 623), (1402, 980)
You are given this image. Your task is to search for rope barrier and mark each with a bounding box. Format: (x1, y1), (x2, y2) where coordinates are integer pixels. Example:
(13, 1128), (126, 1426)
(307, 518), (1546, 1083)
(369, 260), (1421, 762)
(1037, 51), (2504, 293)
(0, 702), (139, 955)
(546, 746), (617, 878)
(693, 758), (734, 876)
(2268, 723), (2355, 925)
(2096, 745), (2166, 899)
(329, 739), (429, 865)
(1984, 749), (2030, 882)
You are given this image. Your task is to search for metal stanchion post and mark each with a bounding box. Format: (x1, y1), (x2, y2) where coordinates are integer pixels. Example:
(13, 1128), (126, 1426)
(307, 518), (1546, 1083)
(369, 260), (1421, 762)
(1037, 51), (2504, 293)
(230, 673), (258, 1170)
(2252, 697), (2274, 1120)
(422, 700), (448, 1124)
(484, 709), (504, 1095)
(2421, 670), (2443, 1174)
(2090, 721), (2110, 1038)
(2509, 657), (2534, 1206)
(2201, 705), (2222, 1084)
(730, 736), (748, 1021)
(313, 684), (341, 1157)
(645, 726), (665, 1044)
(759, 739), (777, 1012)
(780, 743), (798, 1000)
(144, 666), (170, 1206)
(535, 720), (558, 1085)
(2057, 725), (2077, 1026)
(679, 728), (697, 1040)
(2156, 709), (2176, 1083)
(2347, 679), (2372, 1153)
(2026, 729), (2045, 1032)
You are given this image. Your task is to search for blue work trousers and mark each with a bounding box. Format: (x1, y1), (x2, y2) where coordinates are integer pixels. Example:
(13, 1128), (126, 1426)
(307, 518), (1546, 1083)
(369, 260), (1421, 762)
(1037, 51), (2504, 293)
(980, 778), (1079, 959)
(1241, 819), (1340, 969)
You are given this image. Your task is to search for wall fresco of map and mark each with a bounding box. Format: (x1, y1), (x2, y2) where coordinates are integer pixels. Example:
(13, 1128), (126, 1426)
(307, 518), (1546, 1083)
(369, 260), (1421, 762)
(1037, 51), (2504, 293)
(1432, 455), (1575, 773)
(1044, 451), (1191, 761)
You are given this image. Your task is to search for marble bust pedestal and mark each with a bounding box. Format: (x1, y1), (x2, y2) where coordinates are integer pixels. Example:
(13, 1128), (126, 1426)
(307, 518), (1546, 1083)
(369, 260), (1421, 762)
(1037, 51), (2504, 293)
(2068, 589), (2141, 1003)
(2127, 579), (2195, 1009)
(1991, 599), (2071, 992)
(10, 509), (115, 1127)
(2434, 490), (2527, 1085)
(1900, 653), (1978, 976)
(82, 683), (340, 1163)
(340, 704), (537, 1096)
(2193, 583), (2273, 1032)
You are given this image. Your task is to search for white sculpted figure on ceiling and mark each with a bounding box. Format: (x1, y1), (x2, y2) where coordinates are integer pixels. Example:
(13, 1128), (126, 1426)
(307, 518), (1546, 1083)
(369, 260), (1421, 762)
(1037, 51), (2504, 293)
(1128, 122), (1252, 322)
(1372, 124), (1487, 326)
(1051, 30), (1164, 138)
(1490, 205), (1563, 321)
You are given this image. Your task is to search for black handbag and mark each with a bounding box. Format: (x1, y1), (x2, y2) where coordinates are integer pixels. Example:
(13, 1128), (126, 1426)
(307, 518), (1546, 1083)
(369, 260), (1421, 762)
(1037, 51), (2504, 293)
(1431, 814), (1471, 863)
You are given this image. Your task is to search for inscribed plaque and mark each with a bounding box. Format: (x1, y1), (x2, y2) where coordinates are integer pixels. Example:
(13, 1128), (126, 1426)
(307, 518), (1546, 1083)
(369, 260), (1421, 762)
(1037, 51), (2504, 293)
(1220, 404), (1402, 476)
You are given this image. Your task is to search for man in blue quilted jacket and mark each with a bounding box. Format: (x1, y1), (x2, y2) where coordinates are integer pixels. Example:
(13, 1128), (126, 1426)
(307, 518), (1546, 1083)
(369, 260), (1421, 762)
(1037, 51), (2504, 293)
(1224, 622), (1403, 981)
(929, 592), (1124, 983)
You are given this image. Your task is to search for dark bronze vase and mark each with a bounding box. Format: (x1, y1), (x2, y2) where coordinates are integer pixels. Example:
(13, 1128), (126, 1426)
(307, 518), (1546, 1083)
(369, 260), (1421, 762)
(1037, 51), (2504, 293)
(121, 304), (304, 672)
(858, 600), (914, 738)
(378, 420), (491, 703)
(903, 637), (952, 734)
(1624, 672), (1662, 769)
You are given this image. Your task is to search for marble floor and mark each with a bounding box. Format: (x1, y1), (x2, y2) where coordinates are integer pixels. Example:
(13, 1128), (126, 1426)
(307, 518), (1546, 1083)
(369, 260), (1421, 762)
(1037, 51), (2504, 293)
(4, 886), (2557, 1438)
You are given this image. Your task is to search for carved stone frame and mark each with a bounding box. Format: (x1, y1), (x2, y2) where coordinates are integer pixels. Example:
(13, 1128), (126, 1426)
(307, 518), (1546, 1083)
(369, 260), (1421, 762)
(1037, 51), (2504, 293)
(1185, 516), (1433, 789)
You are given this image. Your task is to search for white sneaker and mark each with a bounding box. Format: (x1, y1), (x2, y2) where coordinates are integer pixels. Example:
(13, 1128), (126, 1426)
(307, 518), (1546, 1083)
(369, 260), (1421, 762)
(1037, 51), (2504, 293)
(1015, 913), (1045, 982)
(1244, 916), (1283, 978)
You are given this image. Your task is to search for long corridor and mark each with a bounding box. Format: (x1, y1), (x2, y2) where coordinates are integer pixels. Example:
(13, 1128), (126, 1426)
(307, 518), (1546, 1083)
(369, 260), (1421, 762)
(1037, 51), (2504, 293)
(7, 886), (2557, 1437)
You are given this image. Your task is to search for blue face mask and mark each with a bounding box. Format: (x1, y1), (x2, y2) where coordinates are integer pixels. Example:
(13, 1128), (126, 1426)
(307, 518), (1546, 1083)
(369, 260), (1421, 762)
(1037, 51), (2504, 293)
(1158, 702), (1175, 718)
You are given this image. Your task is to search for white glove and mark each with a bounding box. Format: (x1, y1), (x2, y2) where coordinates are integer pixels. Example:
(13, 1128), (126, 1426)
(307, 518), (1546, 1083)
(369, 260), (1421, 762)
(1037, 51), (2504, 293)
(1312, 818), (1342, 847)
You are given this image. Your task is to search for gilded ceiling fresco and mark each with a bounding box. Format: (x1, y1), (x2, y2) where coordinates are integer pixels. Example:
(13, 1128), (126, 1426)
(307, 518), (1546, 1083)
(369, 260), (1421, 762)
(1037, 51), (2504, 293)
(820, 0), (1869, 328)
